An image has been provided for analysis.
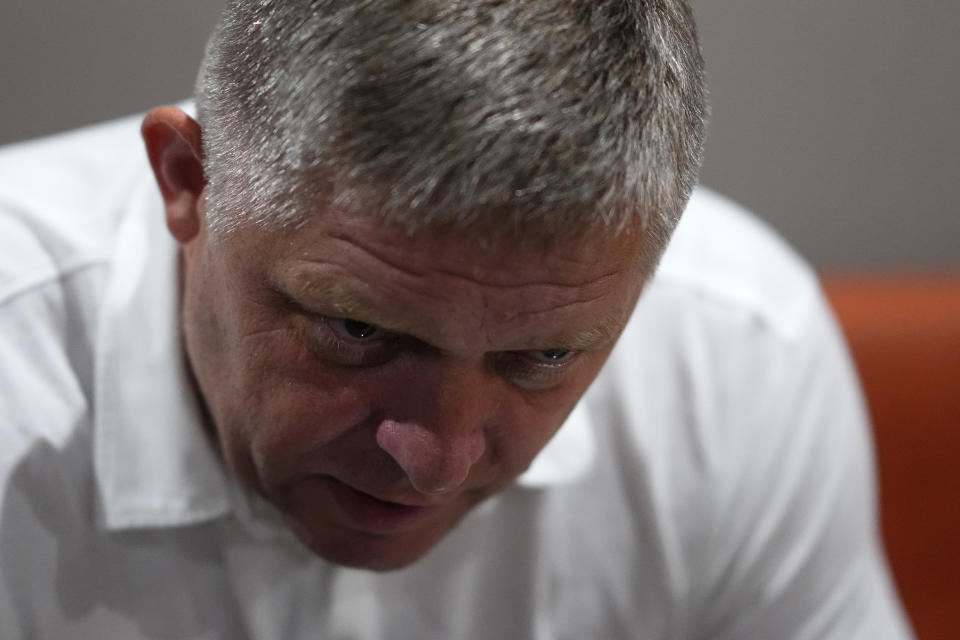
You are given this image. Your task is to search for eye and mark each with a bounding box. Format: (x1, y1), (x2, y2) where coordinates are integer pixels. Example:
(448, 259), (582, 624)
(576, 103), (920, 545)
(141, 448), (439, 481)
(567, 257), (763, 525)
(338, 319), (381, 340)
(532, 349), (572, 363)
(306, 317), (400, 366)
(494, 348), (578, 391)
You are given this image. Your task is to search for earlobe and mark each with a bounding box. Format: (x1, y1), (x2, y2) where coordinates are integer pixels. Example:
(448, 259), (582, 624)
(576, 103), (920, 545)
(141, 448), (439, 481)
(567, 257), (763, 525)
(141, 107), (206, 243)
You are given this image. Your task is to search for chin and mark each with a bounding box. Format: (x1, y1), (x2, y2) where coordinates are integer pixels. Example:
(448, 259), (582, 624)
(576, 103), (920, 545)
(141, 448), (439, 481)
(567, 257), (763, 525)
(272, 474), (488, 571)
(289, 521), (448, 572)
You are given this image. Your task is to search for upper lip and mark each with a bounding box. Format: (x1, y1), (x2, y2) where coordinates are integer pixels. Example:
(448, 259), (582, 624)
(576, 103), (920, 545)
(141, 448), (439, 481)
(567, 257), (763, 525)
(332, 477), (451, 508)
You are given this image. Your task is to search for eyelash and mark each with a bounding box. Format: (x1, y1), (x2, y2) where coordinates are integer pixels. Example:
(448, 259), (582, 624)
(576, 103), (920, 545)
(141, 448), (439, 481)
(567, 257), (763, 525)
(310, 317), (401, 367)
(303, 315), (579, 388)
(493, 350), (576, 390)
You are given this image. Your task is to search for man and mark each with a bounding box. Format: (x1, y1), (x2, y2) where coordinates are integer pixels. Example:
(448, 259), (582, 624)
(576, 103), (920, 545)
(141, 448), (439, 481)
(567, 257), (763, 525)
(0, 0), (911, 637)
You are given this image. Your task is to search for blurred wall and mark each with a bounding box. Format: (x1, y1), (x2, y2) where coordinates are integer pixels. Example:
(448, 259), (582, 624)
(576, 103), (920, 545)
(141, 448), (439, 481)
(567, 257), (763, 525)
(692, 1), (959, 269)
(1, 1), (957, 269)
(0, 1), (223, 141)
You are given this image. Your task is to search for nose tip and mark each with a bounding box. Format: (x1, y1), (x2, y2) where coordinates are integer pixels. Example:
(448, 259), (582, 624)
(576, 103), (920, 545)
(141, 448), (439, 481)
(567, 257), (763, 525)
(375, 419), (485, 494)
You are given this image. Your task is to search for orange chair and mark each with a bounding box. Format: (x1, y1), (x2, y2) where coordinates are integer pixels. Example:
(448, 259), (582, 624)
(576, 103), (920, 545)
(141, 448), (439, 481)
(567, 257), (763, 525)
(822, 273), (960, 640)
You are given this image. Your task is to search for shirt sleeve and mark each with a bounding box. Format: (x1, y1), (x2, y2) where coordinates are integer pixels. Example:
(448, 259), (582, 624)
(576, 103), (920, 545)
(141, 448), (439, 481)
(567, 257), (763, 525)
(690, 286), (914, 639)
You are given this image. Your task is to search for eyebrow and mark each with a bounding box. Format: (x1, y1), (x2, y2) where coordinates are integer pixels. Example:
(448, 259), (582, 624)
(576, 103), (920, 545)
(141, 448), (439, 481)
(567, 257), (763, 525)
(272, 274), (627, 352)
(554, 319), (623, 351)
(272, 276), (399, 329)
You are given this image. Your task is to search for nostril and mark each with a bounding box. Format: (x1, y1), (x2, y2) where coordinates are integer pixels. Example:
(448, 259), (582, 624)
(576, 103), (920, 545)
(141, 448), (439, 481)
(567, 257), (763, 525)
(414, 478), (456, 496)
(375, 419), (485, 494)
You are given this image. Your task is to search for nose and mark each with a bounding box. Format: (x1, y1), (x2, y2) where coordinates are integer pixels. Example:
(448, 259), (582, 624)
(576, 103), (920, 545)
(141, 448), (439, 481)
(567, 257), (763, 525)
(374, 366), (489, 494)
(376, 419), (486, 494)
(376, 357), (501, 494)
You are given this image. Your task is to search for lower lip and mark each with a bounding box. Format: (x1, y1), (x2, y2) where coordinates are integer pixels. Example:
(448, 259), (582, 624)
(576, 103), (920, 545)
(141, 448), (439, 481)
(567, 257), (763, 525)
(326, 478), (436, 535)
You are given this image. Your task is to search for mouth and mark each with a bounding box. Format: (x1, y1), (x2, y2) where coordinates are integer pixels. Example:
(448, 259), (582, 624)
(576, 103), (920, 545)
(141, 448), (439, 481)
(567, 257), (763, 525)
(325, 477), (442, 536)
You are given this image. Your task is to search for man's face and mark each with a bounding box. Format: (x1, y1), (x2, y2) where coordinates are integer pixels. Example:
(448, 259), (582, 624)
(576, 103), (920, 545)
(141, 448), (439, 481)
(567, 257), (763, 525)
(178, 203), (647, 570)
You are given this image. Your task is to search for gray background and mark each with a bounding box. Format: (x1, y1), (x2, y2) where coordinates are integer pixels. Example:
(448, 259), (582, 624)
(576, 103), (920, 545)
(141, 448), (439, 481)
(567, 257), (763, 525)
(2, 1), (957, 269)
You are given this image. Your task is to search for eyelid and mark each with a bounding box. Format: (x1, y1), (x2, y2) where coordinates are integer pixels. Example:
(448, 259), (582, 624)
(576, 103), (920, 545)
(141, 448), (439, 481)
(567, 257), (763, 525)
(323, 316), (392, 342)
(527, 349), (574, 363)
(273, 284), (383, 334)
(494, 349), (579, 391)
(301, 316), (402, 367)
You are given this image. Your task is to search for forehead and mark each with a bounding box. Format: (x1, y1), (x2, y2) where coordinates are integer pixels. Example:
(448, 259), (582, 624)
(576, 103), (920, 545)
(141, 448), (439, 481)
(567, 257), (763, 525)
(282, 208), (643, 273)
(231, 211), (649, 352)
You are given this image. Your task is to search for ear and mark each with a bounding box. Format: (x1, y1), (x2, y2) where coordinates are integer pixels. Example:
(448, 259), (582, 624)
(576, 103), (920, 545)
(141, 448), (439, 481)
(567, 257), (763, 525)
(141, 107), (206, 244)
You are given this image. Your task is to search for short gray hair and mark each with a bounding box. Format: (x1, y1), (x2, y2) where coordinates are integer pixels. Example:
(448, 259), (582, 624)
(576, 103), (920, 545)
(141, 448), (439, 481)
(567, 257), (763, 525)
(196, 0), (707, 262)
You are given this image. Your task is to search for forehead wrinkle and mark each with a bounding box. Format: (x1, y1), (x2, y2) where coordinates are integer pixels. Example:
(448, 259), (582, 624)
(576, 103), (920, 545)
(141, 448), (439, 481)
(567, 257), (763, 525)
(326, 231), (429, 282)
(281, 264), (622, 351)
(329, 227), (628, 292)
(316, 231), (616, 340)
(432, 266), (626, 291)
(323, 233), (484, 309)
(277, 223), (641, 351)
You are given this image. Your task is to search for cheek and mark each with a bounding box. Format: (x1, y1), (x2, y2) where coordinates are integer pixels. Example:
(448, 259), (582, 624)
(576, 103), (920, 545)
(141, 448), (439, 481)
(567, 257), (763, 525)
(220, 331), (377, 486)
(488, 361), (606, 474)
(486, 404), (569, 476)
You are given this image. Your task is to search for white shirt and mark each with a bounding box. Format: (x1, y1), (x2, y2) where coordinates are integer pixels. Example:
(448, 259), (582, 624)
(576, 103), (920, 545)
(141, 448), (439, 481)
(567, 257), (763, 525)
(0, 114), (912, 639)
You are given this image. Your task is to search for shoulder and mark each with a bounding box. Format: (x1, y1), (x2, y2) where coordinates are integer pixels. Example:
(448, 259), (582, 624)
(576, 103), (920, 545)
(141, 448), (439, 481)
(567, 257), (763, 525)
(650, 187), (822, 343)
(0, 113), (150, 305)
(0, 112), (146, 200)
(0, 112), (147, 212)
(590, 191), (911, 636)
(594, 186), (849, 556)
(605, 187), (833, 426)
(0, 114), (152, 471)
(604, 188), (861, 451)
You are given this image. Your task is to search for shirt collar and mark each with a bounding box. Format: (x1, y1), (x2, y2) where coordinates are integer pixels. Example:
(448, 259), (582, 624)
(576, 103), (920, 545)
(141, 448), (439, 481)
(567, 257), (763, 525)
(93, 171), (231, 530)
(516, 399), (596, 487)
(92, 162), (596, 532)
